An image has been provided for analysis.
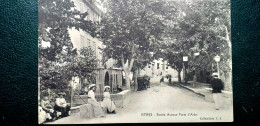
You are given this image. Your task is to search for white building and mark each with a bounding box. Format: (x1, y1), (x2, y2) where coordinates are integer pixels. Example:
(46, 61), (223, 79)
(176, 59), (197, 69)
(140, 58), (179, 78)
(68, 0), (122, 97)
(69, 0), (103, 67)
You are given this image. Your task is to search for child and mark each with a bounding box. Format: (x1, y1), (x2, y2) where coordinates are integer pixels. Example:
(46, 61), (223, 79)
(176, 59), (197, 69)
(102, 86), (116, 114)
(41, 95), (57, 121)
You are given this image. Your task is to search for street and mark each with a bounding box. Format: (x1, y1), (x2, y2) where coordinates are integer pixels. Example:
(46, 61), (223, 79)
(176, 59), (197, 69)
(48, 77), (233, 124)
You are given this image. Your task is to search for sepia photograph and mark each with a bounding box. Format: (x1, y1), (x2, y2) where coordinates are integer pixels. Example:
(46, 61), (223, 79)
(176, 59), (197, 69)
(38, 0), (233, 124)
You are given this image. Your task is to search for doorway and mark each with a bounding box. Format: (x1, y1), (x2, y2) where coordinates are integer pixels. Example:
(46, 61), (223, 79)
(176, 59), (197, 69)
(105, 71), (109, 86)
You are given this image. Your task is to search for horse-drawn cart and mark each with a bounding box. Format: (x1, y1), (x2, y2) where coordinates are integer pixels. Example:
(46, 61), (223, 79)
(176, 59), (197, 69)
(137, 75), (150, 91)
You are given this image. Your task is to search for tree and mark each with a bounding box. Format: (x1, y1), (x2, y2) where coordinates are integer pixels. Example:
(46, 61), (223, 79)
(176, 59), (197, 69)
(166, 51), (184, 83)
(157, 1), (196, 83)
(132, 51), (154, 91)
(161, 0), (231, 87)
(99, 0), (173, 89)
(71, 47), (98, 89)
(203, 0), (232, 90)
(38, 0), (97, 90)
(185, 0), (231, 89)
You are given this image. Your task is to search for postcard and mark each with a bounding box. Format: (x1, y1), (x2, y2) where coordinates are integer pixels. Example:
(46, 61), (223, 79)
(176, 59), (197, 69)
(38, 0), (233, 124)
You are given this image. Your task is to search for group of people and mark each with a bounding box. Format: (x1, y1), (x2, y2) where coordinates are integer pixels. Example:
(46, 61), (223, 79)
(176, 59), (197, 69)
(39, 84), (117, 123)
(38, 73), (223, 124)
(39, 92), (71, 124)
(87, 84), (117, 118)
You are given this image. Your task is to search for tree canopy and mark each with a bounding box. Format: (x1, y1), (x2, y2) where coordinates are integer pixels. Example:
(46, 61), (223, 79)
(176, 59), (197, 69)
(99, 0), (178, 89)
(159, 0), (231, 88)
(38, 0), (98, 90)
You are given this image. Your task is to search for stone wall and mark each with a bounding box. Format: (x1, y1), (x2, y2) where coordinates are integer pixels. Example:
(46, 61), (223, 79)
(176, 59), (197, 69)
(110, 90), (131, 108)
(72, 95), (88, 107)
(204, 88), (214, 102)
(222, 90), (233, 106)
(71, 90), (132, 117)
(204, 88), (233, 106)
(72, 89), (132, 108)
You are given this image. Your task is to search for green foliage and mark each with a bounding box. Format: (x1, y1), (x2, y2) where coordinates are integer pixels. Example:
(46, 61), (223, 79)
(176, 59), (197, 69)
(99, 0), (179, 89)
(38, 0), (98, 90)
(38, 0), (97, 61)
(161, 0), (231, 80)
(165, 51), (183, 72)
(39, 47), (98, 90)
(100, 0), (173, 65)
(73, 47), (98, 83)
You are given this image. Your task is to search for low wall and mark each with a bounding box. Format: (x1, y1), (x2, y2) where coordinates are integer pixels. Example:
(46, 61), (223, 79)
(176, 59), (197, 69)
(72, 90), (131, 114)
(72, 95), (88, 107)
(71, 106), (80, 115)
(110, 90), (131, 108)
(222, 90), (233, 106)
(204, 88), (214, 102)
(204, 88), (233, 106)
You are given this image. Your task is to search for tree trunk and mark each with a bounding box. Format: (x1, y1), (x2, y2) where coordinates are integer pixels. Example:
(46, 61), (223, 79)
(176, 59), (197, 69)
(133, 68), (138, 91)
(121, 53), (135, 90)
(225, 25), (232, 91)
(178, 70), (182, 83)
(218, 25), (232, 91)
(193, 68), (197, 87)
(124, 69), (131, 90)
(71, 85), (74, 107)
(184, 68), (188, 84)
(203, 69), (206, 83)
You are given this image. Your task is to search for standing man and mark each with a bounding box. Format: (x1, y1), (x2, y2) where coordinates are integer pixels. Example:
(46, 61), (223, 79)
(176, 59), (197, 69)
(211, 73), (224, 110)
(160, 76), (164, 86)
(169, 75), (172, 84)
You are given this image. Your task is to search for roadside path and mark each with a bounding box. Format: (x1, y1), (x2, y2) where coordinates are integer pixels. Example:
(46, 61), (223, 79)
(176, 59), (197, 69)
(48, 77), (233, 124)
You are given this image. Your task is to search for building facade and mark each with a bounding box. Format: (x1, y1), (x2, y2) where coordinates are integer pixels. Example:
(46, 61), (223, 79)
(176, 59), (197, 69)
(68, 0), (122, 99)
(140, 58), (179, 78)
(69, 0), (103, 67)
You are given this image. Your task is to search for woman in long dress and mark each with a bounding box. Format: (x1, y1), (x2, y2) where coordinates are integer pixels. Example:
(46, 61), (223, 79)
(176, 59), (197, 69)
(102, 86), (116, 114)
(87, 84), (105, 118)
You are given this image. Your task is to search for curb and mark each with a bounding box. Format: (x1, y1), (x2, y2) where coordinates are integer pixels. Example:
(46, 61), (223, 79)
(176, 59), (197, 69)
(175, 83), (205, 98)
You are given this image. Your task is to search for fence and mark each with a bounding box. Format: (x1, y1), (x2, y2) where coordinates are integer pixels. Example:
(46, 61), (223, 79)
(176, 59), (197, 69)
(39, 83), (105, 108)
(39, 88), (72, 107)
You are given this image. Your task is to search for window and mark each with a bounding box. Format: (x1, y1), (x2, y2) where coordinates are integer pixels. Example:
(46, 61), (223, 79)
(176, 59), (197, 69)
(116, 74), (118, 87)
(87, 9), (90, 20)
(157, 63), (160, 69)
(89, 10), (92, 21)
(162, 64), (165, 70)
(97, 15), (100, 22)
(110, 75), (113, 87)
(80, 35), (84, 44)
(148, 66), (151, 68)
(166, 65), (169, 69)
(80, 2), (83, 12)
(93, 41), (96, 56)
(122, 71), (126, 86)
(87, 39), (91, 47)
